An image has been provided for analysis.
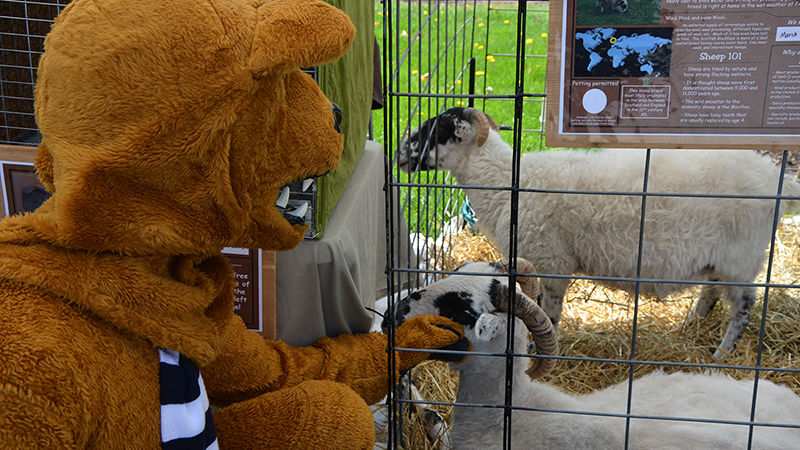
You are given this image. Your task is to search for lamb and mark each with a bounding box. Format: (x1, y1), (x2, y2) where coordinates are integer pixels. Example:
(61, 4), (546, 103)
(384, 260), (800, 449)
(397, 107), (800, 358)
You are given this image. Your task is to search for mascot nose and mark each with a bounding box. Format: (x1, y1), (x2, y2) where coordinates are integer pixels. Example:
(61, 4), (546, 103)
(332, 103), (343, 133)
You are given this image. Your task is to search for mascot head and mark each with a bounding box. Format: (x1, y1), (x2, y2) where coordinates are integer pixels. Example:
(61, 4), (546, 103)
(33, 0), (355, 254)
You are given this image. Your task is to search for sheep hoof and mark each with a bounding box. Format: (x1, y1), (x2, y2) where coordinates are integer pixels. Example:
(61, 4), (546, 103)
(712, 348), (726, 360)
(421, 408), (449, 447)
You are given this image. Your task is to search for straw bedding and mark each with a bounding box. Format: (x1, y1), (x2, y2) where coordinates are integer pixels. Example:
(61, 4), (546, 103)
(396, 216), (800, 449)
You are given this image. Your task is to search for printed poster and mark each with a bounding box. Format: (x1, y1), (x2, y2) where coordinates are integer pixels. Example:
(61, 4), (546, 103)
(546, 0), (800, 149)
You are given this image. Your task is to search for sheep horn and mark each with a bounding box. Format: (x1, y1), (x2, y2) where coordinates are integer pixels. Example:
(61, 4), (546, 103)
(464, 108), (498, 147)
(496, 284), (558, 379)
(499, 258), (539, 301)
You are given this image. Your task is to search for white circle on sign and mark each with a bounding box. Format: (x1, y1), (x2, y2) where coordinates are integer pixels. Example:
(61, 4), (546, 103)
(582, 88), (607, 114)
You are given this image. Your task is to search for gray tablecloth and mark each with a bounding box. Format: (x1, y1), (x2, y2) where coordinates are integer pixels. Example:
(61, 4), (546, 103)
(276, 141), (387, 346)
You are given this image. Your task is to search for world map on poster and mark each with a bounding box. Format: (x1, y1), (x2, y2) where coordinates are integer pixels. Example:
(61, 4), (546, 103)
(574, 28), (672, 77)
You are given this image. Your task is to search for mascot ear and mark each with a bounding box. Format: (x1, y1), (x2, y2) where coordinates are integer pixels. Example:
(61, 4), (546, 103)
(34, 141), (55, 193)
(248, 0), (355, 76)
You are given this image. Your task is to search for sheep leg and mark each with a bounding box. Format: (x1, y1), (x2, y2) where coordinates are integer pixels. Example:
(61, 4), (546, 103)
(694, 285), (720, 318)
(713, 286), (756, 359)
(538, 278), (569, 327)
(408, 380), (450, 448)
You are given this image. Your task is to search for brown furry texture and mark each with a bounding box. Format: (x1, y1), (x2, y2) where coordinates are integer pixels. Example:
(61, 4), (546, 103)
(0, 0), (465, 448)
(31, 0), (353, 255)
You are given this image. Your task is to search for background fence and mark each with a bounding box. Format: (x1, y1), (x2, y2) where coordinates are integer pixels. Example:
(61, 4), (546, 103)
(1, 0), (70, 145)
(379, 1), (800, 449)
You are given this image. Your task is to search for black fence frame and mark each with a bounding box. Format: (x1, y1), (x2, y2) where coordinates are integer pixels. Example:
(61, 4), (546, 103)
(380, 1), (799, 449)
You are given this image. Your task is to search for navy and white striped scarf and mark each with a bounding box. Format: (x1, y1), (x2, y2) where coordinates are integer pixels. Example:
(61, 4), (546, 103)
(159, 348), (218, 450)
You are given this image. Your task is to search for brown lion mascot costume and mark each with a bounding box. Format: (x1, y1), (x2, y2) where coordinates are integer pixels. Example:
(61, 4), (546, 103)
(0, 0), (467, 448)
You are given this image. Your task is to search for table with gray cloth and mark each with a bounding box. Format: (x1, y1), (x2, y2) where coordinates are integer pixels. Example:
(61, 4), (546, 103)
(276, 140), (391, 347)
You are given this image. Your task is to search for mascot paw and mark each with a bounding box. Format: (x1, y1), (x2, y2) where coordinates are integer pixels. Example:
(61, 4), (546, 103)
(395, 314), (470, 369)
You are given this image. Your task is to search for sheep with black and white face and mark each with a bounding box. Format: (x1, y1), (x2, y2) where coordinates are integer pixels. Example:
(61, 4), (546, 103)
(397, 107), (800, 359)
(387, 260), (800, 450)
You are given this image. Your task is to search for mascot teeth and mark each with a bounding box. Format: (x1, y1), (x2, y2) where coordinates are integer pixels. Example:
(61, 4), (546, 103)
(276, 178), (316, 225)
(276, 187), (290, 208)
(287, 202), (308, 219)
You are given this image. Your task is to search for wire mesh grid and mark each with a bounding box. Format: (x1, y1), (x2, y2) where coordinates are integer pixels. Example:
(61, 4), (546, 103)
(0, 0), (70, 146)
(380, 1), (800, 449)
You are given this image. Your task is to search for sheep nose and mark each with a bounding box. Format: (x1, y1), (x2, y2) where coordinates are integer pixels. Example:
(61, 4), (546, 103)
(332, 103), (343, 134)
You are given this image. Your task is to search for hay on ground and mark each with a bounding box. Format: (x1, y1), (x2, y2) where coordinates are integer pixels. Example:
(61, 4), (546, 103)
(399, 218), (800, 449)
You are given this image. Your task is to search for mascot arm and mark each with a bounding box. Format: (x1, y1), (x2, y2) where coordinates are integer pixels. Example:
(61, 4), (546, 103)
(312, 313), (469, 405)
(203, 314), (467, 406)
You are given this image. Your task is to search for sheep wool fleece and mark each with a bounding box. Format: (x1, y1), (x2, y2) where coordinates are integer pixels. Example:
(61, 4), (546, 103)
(0, 0), (465, 448)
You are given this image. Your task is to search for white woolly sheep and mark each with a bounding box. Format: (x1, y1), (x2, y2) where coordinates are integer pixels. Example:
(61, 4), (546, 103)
(397, 107), (800, 358)
(385, 260), (800, 449)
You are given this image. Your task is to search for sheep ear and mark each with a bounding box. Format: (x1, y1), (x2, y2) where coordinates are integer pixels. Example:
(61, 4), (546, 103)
(466, 109), (499, 147)
(484, 112), (499, 131)
(474, 114), (490, 147)
(497, 259), (540, 301)
(474, 312), (505, 342)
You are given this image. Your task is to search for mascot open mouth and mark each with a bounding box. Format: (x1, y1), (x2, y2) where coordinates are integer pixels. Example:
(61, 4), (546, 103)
(275, 175), (324, 226)
(274, 104), (342, 227)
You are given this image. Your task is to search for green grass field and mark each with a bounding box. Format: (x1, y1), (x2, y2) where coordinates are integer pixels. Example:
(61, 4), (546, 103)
(374, 2), (552, 236)
(374, 2), (550, 154)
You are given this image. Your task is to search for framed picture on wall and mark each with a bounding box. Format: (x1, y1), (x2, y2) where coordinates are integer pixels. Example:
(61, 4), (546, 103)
(1, 162), (50, 216)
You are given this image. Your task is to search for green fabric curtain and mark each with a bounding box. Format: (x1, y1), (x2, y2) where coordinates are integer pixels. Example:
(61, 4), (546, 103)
(315, 0), (375, 236)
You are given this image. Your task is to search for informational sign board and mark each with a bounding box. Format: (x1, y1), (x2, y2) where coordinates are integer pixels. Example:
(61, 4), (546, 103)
(221, 247), (276, 338)
(0, 162), (50, 216)
(221, 247), (263, 332)
(546, 0), (800, 149)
